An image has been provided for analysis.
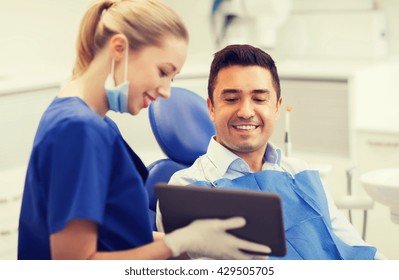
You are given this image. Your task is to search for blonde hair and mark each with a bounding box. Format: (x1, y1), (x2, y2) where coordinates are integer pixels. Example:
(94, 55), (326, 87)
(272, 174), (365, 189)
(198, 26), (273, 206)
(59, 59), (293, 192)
(72, 0), (189, 79)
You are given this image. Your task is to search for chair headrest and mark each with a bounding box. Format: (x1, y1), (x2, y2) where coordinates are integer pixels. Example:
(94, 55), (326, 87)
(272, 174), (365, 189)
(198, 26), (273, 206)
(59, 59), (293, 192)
(149, 87), (215, 165)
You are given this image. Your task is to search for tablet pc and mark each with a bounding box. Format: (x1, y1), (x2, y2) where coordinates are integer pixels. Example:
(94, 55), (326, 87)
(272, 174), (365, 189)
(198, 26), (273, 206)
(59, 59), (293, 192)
(155, 183), (286, 257)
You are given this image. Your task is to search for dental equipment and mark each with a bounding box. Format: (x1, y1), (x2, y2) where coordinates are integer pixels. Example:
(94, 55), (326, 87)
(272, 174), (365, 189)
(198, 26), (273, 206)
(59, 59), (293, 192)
(211, 0), (292, 49)
(335, 167), (374, 240)
(347, 167), (354, 222)
(361, 168), (399, 225)
(284, 105), (292, 157)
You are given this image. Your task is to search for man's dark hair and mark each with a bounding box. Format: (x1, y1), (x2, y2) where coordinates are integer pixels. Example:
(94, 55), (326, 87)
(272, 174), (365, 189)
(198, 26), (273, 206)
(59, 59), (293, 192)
(207, 44), (281, 104)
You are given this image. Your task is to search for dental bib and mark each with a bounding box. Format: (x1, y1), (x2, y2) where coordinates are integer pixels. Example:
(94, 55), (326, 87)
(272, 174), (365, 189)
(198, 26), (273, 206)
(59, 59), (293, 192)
(193, 169), (377, 260)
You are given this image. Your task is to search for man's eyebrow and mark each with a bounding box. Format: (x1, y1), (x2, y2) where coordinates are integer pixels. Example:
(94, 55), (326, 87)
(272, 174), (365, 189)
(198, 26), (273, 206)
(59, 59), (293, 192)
(252, 89), (270, 94)
(221, 89), (271, 94)
(221, 89), (242, 94)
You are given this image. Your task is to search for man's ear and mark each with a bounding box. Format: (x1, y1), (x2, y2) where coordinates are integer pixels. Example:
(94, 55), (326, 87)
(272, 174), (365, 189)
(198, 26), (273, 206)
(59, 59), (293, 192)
(109, 34), (128, 61)
(207, 98), (215, 122)
(275, 96), (283, 120)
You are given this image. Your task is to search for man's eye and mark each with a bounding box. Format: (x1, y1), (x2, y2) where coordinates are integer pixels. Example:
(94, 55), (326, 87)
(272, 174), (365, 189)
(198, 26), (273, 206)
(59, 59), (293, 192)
(225, 98), (237, 102)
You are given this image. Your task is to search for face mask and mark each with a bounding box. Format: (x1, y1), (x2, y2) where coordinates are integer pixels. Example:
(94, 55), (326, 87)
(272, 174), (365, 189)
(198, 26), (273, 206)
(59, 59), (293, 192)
(105, 45), (130, 113)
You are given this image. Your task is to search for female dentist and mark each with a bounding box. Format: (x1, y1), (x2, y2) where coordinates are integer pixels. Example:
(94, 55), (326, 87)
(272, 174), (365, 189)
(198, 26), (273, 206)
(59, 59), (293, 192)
(17, 0), (271, 260)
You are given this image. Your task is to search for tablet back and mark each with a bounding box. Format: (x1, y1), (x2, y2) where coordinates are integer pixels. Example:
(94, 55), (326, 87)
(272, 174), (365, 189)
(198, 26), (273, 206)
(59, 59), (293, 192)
(155, 183), (286, 257)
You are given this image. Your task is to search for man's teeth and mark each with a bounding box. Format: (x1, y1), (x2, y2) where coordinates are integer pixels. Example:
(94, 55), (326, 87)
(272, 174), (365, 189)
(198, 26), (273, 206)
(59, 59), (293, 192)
(235, 125), (257, 130)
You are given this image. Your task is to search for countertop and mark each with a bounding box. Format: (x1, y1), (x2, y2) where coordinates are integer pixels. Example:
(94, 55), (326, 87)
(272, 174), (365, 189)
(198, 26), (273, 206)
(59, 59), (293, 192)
(0, 69), (67, 96)
(1, 56), (394, 95)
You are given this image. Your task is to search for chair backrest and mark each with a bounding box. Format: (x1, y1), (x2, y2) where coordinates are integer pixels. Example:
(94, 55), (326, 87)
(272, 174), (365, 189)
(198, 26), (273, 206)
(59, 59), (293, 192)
(145, 87), (215, 229)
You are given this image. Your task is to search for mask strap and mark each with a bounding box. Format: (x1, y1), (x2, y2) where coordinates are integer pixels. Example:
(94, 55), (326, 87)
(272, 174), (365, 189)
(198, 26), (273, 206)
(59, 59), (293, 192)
(110, 59), (115, 78)
(123, 43), (128, 82)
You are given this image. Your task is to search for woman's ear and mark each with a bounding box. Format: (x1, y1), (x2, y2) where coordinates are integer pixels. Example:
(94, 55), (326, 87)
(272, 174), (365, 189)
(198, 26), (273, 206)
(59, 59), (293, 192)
(109, 34), (128, 62)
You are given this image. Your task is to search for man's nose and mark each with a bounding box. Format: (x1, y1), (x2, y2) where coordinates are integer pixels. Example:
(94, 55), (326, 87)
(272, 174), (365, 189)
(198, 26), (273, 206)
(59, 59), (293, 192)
(237, 99), (255, 119)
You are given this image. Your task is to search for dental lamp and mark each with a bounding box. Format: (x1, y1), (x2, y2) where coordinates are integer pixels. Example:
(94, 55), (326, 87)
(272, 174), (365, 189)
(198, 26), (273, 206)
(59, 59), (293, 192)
(211, 0), (292, 49)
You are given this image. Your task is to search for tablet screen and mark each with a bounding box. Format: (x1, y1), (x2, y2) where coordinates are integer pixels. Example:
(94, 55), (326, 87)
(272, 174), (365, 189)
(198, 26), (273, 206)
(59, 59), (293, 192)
(155, 183), (286, 257)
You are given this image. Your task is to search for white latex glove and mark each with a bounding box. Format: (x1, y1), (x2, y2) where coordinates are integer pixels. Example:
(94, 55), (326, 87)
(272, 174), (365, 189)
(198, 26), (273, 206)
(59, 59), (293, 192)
(164, 217), (272, 260)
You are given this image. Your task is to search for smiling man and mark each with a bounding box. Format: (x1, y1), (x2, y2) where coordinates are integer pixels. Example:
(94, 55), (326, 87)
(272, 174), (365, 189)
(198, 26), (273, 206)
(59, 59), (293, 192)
(208, 64), (281, 172)
(158, 44), (383, 260)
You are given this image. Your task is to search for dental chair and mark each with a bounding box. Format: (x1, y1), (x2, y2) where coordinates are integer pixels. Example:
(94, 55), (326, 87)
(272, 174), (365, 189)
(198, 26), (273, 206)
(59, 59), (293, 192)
(145, 87), (215, 230)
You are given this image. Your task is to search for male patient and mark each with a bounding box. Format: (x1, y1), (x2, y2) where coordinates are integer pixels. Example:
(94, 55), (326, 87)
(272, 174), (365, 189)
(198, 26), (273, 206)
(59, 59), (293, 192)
(157, 44), (384, 260)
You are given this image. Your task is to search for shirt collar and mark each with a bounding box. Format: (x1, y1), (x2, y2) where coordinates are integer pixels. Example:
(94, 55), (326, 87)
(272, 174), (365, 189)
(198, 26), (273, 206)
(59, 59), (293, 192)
(206, 137), (282, 176)
(264, 142), (281, 165)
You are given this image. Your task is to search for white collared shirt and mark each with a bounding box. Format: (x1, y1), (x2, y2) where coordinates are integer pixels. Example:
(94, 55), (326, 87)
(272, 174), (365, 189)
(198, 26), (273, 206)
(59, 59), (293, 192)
(158, 138), (385, 259)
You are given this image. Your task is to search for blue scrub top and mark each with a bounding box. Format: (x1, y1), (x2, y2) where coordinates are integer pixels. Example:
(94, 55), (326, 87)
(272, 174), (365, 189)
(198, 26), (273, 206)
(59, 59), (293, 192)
(18, 97), (153, 260)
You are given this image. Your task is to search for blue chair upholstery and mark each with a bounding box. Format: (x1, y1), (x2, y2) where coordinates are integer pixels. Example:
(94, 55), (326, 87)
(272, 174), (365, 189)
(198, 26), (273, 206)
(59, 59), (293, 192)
(145, 87), (216, 230)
